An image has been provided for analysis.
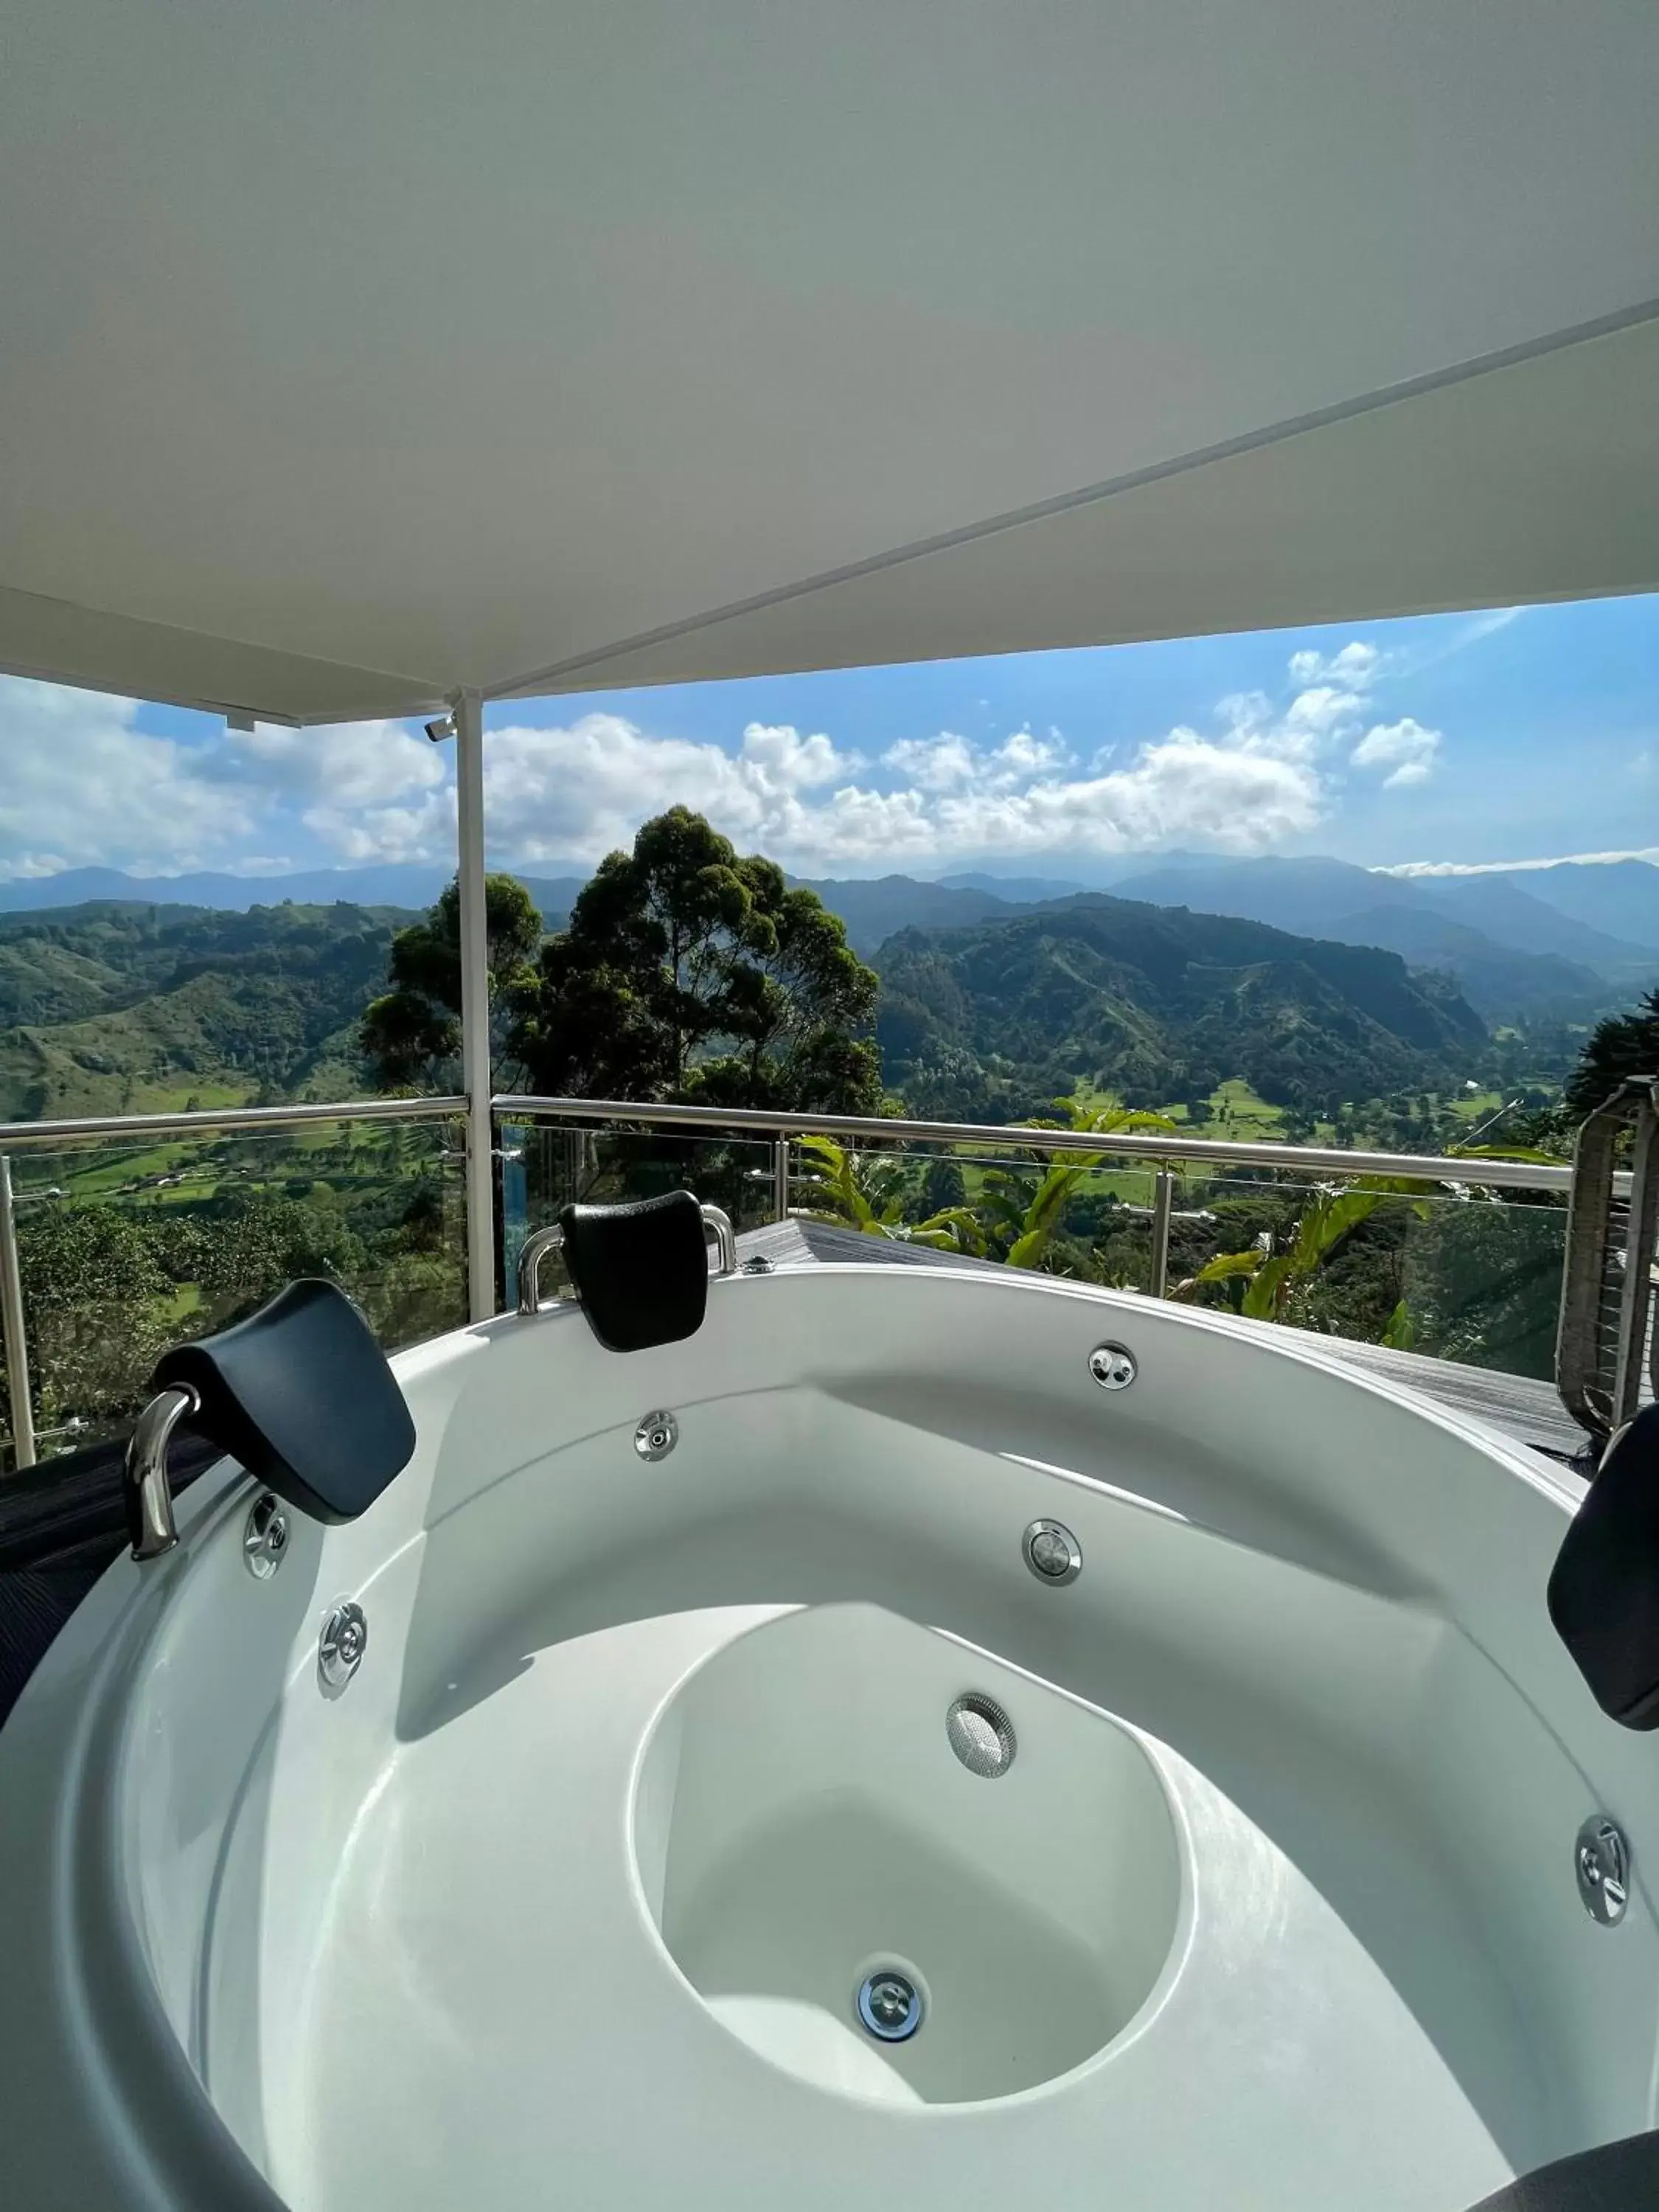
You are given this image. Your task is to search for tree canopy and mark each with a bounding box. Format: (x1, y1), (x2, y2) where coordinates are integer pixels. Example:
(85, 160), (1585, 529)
(360, 874), (542, 1089)
(507, 808), (882, 1113)
(1565, 987), (1659, 1116)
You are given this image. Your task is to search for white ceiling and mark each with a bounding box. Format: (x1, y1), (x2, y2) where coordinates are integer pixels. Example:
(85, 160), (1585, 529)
(2, 2), (1656, 723)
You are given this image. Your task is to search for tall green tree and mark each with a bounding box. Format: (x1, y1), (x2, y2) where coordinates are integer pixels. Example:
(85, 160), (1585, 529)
(1565, 987), (1659, 1116)
(361, 875), (543, 1089)
(507, 808), (883, 1113)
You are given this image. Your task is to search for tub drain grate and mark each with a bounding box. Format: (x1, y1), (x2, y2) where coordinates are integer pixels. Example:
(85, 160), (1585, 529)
(945, 1691), (1017, 1778)
(855, 1969), (923, 2042)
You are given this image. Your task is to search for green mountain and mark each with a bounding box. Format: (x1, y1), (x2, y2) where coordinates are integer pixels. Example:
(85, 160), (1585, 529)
(0, 902), (413, 1119)
(874, 896), (1486, 1119)
(0, 881), (1502, 1133)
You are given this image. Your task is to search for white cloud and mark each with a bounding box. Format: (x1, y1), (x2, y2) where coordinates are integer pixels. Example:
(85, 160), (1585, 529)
(474, 714), (881, 870)
(464, 702), (1328, 870)
(0, 678), (260, 876)
(1349, 716), (1441, 788)
(0, 631), (1454, 883)
(734, 721), (861, 792)
(932, 734), (1321, 856)
(1287, 640), (1382, 691)
(1377, 846), (1659, 877)
(0, 678), (457, 877)
(223, 719), (445, 809)
(987, 728), (1074, 783)
(1217, 641), (1391, 770)
(243, 720), (452, 860)
(880, 732), (976, 790)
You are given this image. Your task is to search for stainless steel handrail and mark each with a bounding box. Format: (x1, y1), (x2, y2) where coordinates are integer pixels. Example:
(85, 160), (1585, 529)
(0, 1095), (467, 1150)
(493, 1093), (1590, 1197)
(0, 1088), (1589, 1188)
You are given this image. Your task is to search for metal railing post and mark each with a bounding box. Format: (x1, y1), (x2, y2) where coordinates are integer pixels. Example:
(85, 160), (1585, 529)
(453, 689), (498, 1321)
(773, 1133), (791, 1223)
(1149, 1168), (1175, 1300)
(0, 1155), (37, 1471)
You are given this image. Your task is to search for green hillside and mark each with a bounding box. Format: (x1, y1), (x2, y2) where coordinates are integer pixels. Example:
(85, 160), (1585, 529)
(0, 888), (1498, 1129)
(0, 902), (412, 1119)
(874, 895), (1486, 1120)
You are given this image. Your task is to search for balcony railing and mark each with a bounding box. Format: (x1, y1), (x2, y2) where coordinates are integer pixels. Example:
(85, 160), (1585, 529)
(0, 1096), (466, 1472)
(495, 1096), (1590, 1387)
(0, 1088), (1635, 1476)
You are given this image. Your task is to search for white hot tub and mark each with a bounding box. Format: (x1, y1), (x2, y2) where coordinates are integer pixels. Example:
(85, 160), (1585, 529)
(1, 1264), (1652, 2210)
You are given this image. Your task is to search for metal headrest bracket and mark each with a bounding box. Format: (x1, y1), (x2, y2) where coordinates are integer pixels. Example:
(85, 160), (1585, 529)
(125, 1382), (201, 1562)
(518, 1201), (737, 1318)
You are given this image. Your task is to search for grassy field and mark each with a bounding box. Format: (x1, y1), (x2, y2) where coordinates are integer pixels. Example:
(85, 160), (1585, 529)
(1158, 1079), (1286, 1137)
(1450, 1088), (1506, 1122)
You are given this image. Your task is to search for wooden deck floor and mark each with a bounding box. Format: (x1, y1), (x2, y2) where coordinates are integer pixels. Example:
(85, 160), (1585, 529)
(742, 1217), (1592, 1467)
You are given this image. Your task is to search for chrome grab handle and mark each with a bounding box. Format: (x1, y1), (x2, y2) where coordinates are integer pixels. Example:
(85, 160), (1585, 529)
(701, 1203), (738, 1278)
(517, 1203), (738, 1318)
(124, 1382), (201, 1561)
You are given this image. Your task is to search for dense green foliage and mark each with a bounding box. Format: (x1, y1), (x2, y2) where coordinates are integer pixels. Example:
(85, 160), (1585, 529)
(1565, 988), (1659, 1114)
(359, 874), (543, 1089)
(0, 900), (406, 1119)
(0, 1124), (464, 1460)
(507, 809), (883, 1113)
(874, 897), (1485, 1121)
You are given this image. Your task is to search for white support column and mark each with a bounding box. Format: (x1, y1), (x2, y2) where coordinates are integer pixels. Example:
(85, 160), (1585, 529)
(453, 689), (497, 1321)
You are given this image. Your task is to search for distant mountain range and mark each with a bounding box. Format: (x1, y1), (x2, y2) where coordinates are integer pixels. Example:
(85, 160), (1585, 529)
(936, 871), (1090, 902)
(971, 847), (1659, 963)
(1113, 854), (1658, 961)
(1100, 855), (1656, 1022)
(0, 853), (1652, 1031)
(0, 862), (587, 925)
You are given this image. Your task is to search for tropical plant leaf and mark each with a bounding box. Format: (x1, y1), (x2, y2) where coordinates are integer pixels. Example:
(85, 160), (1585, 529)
(1289, 1188), (1380, 1271)
(1240, 1253), (1294, 1320)
(1380, 1298), (1416, 1349)
(912, 1206), (987, 1255)
(1006, 1228), (1051, 1269)
(1194, 1249), (1264, 1284)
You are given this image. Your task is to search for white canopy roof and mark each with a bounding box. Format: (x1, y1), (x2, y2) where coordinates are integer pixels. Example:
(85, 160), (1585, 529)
(2, 3), (1657, 725)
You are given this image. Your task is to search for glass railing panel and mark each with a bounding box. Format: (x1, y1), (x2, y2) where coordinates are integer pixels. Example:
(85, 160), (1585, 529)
(0, 1113), (466, 1472)
(1394, 1189), (1567, 1381)
(781, 1137), (1164, 1293)
(778, 1134), (1566, 1381)
(505, 1121), (782, 1304)
(1157, 1164), (1567, 1381)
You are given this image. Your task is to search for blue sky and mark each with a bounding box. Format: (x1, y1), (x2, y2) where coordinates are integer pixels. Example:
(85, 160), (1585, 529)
(0, 594), (1652, 883)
